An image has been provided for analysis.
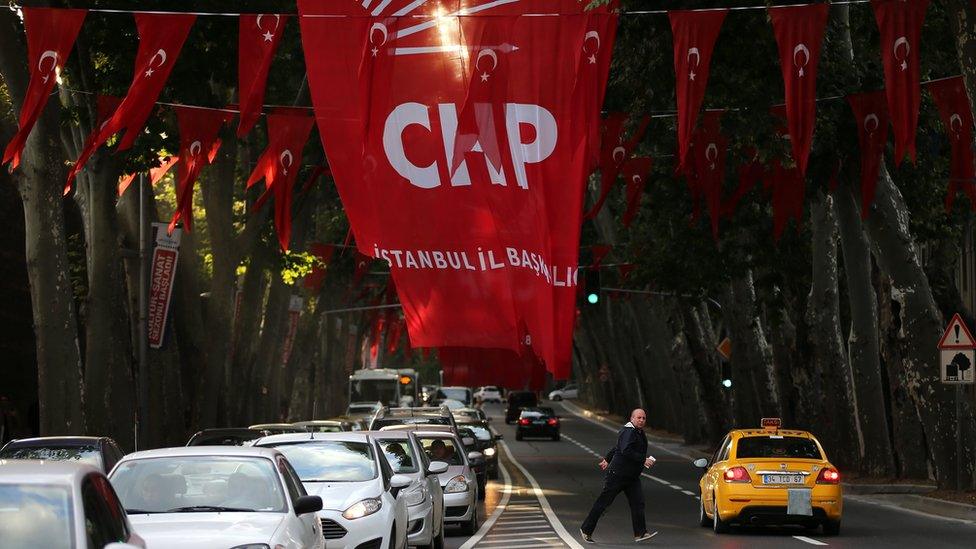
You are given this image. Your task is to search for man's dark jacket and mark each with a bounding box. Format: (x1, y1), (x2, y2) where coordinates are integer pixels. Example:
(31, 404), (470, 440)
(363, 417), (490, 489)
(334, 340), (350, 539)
(603, 422), (648, 479)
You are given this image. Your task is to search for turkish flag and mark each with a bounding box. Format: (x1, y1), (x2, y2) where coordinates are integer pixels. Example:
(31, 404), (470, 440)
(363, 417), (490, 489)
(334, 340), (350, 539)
(66, 13), (195, 190)
(170, 107), (231, 234)
(769, 3), (829, 177)
(246, 110), (315, 251)
(118, 155), (179, 197)
(591, 245), (612, 268)
(926, 77), (976, 212)
(299, 1), (607, 378)
(584, 113), (650, 220)
(689, 111), (726, 240)
(724, 154), (762, 219)
(237, 14), (289, 137)
(871, 0), (930, 165)
(847, 91), (890, 218)
(669, 9), (728, 173)
(622, 156), (652, 228)
(2, 7), (87, 170)
(439, 346), (545, 390)
(68, 95), (120, 194)
(575, 7), (620, 173)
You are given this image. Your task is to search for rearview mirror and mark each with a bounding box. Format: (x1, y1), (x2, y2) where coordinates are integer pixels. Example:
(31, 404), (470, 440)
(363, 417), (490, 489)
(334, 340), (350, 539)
(693, 458), (709, 469)
(294, 495), (323, 515)
(468, 451), (484, 462)
(390, 474), (412, 498)
(427, 461), (449, 475)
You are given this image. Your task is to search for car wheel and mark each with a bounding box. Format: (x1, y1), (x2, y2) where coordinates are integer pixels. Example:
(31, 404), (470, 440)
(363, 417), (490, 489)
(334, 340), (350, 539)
(461, 504), (479, 535)
(552, 395), (562, 401)
(822, 519), (841, 536)
(698, 498), (710, 527)
(712, 492), (729, 534)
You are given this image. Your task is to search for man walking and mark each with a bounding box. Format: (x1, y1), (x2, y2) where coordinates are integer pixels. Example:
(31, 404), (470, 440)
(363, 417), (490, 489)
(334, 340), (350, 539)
(580, 408), (658, 543)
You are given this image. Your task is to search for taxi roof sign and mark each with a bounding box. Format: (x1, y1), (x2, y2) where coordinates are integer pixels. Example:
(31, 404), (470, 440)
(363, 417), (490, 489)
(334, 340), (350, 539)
(761, 418), (782, 432)
(938, 313), (976, 350)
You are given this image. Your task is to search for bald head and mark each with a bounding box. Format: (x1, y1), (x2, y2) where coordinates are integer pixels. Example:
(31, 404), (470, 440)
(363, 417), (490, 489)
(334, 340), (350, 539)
(630, 408), (646, 430)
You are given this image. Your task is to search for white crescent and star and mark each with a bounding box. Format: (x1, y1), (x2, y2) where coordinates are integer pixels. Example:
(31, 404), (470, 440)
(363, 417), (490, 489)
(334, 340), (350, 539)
(612, 146), (626, 163)
(894, 36), (910, 71)
(38, 50), (59, 84)
(370, 22), (388, 57)
(256, 14), (281, 42)
(584, 31), (601, 64)
(793, 44), (810, 78)
(279, 150), (294, 175)
(189, 140), (202, 157)
(951, 113), (964, 133)
(706, 143), (719, 170)
(864, 113), (879, 133)
(144, 49), (167, 78)
(631, 175), (642, 185)
(688, 47), (701, 81)
(476, 48), (498, 82)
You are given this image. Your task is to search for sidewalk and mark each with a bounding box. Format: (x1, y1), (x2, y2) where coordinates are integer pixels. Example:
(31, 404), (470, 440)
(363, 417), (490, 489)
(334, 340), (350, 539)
(560, 398), (976, 524)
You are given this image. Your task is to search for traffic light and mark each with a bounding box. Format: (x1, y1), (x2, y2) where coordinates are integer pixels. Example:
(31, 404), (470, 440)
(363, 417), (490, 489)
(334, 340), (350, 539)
(721, 362), (732, 389)
(584, 269), (601, 305)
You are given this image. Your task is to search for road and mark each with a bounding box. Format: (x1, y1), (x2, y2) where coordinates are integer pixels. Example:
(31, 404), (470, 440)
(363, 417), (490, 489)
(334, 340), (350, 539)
(442, 401), (976, 548)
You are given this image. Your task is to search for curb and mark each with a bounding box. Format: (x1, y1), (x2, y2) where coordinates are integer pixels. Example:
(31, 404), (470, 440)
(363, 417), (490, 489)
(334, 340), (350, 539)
(841, 483), (936, 495)
(849, 494), (976, 523)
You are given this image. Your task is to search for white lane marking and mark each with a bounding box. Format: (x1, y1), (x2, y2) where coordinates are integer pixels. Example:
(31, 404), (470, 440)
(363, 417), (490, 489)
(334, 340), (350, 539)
(492, 524), (562, 531)
(560, 401), (691, 460)
(793, 535), (828, 545)
(499, 440), (584, 549)
(495, 519), (549, 525)
(667, 484), (683, 490)
(458, 449), (513, 549)
(480, 538), (562, 545)
(681, 490), (696, 496)
(485, 531), (559, 538)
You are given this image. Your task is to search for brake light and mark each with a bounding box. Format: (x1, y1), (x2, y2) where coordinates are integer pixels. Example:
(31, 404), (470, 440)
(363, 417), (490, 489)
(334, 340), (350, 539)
(518, 418), (530, 426)
(816, 468), (840, 484)
(547, 418), (559, 426)
(723, 466), (751, 483)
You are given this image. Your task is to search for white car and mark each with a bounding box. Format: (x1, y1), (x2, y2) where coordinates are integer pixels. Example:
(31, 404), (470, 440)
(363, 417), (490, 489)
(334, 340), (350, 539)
(347, 401), (384, 417)
(548, 383), (579, 401)
(108, 446), (324, 549)
(413, 431), (481, 535)
(0, 459), (146, 549)
(256, 432), (410, 549)
(474, 386), (503, 403)
(374, 431), (449, 549)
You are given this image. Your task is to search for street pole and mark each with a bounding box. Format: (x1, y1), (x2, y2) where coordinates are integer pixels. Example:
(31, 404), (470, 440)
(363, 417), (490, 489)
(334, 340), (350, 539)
(138, 173), (149, 451)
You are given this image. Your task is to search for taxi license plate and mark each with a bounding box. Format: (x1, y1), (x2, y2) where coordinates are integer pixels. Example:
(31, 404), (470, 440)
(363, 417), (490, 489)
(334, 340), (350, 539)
(762, 474), (804, 485)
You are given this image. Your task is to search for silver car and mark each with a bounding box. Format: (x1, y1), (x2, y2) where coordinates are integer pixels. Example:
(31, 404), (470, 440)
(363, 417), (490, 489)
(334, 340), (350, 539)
(412, 430), (481, 535)
(374, 431), (449, 549)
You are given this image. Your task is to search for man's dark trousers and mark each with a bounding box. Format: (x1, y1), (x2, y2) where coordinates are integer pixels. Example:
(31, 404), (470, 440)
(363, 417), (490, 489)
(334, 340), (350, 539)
(581, 470), (646, 536)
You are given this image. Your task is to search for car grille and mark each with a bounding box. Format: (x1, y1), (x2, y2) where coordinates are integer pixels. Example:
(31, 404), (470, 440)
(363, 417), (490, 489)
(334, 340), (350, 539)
(446, 505), (469, 517)
(321, 518), (347, 539)
(355, 539), (383, 549)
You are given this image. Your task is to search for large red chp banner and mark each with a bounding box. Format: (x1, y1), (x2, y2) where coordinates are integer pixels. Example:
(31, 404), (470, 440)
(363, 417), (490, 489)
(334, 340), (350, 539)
(299, 0), (616, 378)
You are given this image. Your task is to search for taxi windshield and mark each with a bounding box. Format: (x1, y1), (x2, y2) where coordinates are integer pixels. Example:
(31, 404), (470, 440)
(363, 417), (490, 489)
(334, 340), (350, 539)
(735, 436), (822, 460)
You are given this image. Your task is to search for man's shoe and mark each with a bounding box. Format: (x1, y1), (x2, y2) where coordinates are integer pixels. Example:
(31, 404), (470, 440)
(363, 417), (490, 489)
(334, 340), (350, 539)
(634, 531), (658, 542)
(580, 528), (595, 543)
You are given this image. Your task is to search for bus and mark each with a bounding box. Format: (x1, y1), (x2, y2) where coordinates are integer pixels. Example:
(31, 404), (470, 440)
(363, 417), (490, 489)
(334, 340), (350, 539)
(348, 368), (420, 407)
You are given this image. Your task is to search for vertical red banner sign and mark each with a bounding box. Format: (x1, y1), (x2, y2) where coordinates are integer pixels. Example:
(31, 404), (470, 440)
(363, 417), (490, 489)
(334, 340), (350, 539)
(148, 223), (181, 349)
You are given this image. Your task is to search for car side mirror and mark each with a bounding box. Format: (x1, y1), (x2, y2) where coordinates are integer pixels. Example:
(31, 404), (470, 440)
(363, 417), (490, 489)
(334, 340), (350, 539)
(427, 461), (449, 475)
(693, 458), (709, 469)
(467, 451), (484, 462)
(294, 495), (323, 515)
(390, 474), (412, 498)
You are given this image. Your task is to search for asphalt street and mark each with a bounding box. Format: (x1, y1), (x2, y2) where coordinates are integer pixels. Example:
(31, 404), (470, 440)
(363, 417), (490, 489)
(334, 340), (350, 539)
(442, 401), (976, 548)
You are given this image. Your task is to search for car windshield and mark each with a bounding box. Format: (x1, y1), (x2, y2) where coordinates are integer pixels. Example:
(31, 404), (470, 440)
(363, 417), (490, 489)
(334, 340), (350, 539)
(373, 416), (449, 429)
(461, 425), (492, 441)
(521, 408), (554, 418)
(110, 456), (286, 513)
(735, 436), (823, 460)
(305, 424), (343, 433)
(0, 483), (74, 549)
(453, 410), (480, 420)
(419, 437), (464, 466)
(267, 441), (377, 482)
(436, 388), (471, 403)
(348, 405), (375, 414)
(377, 439), (419, 474)
(0, 445), (101, 469)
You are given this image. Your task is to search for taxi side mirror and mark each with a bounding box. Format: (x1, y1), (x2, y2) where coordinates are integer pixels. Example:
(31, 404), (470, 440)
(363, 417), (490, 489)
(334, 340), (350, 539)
(693, 458), (709, 469)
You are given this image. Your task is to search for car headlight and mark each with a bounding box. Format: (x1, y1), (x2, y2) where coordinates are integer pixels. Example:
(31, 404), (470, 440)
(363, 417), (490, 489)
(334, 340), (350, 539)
(483, 447), (496, 457)
(404, 484), (428, 507)
(444, 474), (469, 493)
(343, 498), (383, 519)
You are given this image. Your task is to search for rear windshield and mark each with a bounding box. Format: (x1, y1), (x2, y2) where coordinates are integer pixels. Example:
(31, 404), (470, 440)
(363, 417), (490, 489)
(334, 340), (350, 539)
(735, 436), (823, 460)
(372, 416), (450, 429)
(436, 388), (472, 403)
(0, 445), (101, 469)
(520, 407), (554, 417)
(509, 393), (537, 405)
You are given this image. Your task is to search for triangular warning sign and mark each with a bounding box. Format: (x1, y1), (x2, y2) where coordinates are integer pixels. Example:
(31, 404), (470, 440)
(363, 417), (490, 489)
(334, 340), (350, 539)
(716, 337), (732, 361)
(938, 313), (976, 349)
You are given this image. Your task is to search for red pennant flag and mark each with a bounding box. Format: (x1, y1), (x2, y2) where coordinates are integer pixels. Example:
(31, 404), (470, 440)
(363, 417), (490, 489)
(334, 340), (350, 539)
(669, 9), (728, 173)
(170, 107), (231, 234)
(300, 165), (330, 196)
(690, 111), (726, 240)
(724, 153), (762, 219)
(622, 156), (652, 228)
(304, 243), (336, 291)
(66, 13), (196, 191)
(2, 7), (87, 170)
(618, 263), (636, 282)
(769, 3), (829, 177)
(352, 252), (372, 287)
(591, 245), (612, 268)
(238, 14), (289, 137)
(871, 0), (930, 165)
(584, 114), (651, 220)
(574, 7), (620, 173)
(118, 155), (179, 197)
(66, 95), (121, 194)
(246, 110), (315, 251)
(926, 77), (976, 212)
(847, 91), (890, 218)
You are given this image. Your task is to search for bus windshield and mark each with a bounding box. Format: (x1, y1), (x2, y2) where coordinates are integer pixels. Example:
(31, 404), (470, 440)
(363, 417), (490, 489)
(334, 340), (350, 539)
(350, 379), (398, 405)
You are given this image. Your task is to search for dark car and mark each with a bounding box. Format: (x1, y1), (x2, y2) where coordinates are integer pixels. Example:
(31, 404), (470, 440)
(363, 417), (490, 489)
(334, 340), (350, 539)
(456, 426), (488, 499)
(505, 391), (538, 424)
(292, 419), (361, 432)
(0, 436), (125, 473)
(186, 428), (272, 446)
(516, 407), (560, 441)
(457, 420), (501, 480)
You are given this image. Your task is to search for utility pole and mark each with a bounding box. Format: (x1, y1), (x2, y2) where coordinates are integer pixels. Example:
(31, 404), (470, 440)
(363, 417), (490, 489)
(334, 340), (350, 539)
(137, 173), (149, 451)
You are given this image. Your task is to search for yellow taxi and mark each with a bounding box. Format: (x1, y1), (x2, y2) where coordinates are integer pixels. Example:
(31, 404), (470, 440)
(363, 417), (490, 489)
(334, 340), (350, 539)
(694, 418), (842, 535)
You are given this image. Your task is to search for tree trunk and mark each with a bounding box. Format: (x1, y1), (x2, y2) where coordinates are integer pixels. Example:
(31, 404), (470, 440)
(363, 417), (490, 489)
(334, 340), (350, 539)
(724, 272), (780, 427)
(680, 302), (730, 443)
(0, 10), (85, 435)
(835, 182), (896, 476)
